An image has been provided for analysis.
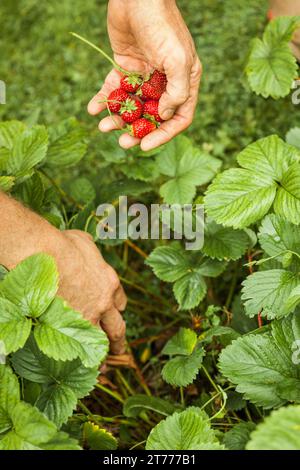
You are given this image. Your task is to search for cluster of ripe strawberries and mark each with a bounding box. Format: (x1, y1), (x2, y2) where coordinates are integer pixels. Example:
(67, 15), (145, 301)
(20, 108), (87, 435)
(106, 70), (167, 138)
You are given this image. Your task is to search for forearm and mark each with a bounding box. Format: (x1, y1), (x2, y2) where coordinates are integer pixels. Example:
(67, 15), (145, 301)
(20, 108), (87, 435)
(0, 192), (66, 270)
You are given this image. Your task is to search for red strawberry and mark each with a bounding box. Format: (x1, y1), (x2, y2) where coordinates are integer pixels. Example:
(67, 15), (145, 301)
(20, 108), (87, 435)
(129, 118), (156, 138)
(143, 100), (164, 123)
(107, 88), (129, 113)
(149, 70), (167, 92)
(120, 74), (143, 93)
(120, 97), (143, 123)
(138, 82), (163, 101)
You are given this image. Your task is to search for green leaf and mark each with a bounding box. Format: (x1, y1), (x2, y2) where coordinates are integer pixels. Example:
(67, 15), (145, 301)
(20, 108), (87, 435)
(161, 329), (205, 387)
(203, 326), (240, 346)
(46, 117), (87, 168)
(224, 422), (256, 450)
(203, 220), (249, 260)
(40, 432), (81, 450)
(100, 178), (152, 202)
(34, 297), (109, 367)
(71, 202), (96, 233)
(247, 405), (300, 450)
(173, 272), (207, 310)
(219, 313), (300, 408)
(16, 172), (45, 211)
(205, 136), (300, 228)
(146, 407), (224, 450)
(0, 298), (31, 353)
(285, 285), (300, 313)
(274, 163), (300, 225)
(0, 367), (80, 449)
(147, 246), (225, 310)
(0, 266), (8, 281)
(246, 16), (300, 99)
(0, 121), (26, 149)
(11, 336), (98, 427)
(0, 365), (20, 434)
(162, 328), (198, 356)
(258, 214), (300, 262)
(196, 258), (227, 277)
(237, 134), (300, 181)
(205, 168), (276, 229)
(146, 246), (190, 283)
(0, 253), (58, 318)
(242, 269), (300, 319)
(123, 395), (180, 418)
(6, 125), (48, 177)
(158, 136), (221, 204)
(83, 422), (118, 450)
(120, 157), (159, 182)
(0, 176), (15, 192)
(162, 347), (205, 387)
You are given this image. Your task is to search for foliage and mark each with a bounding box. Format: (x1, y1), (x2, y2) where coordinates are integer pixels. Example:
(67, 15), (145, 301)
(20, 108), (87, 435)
(0, 255), (108, 447)
(146, 408), (224, 450)
(246, 405), (300, 450)
(219, 313), (300, 408)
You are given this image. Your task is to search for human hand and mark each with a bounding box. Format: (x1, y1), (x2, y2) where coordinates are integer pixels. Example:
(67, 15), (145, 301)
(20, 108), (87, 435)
(55, 230), (127, 354)
(88, 0), (202, 151)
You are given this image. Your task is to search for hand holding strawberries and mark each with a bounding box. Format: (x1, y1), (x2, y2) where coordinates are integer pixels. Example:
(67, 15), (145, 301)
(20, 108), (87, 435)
(87, 0), (202, 151)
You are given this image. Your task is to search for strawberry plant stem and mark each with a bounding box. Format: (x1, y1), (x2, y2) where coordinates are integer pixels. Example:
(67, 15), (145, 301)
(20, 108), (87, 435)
(180, 387), (185, 407)
(225, 263), (238, 308)
(116, 369), (135, 396)
(120, 276), (169, 306)
(202, 365), (219, 393)
(209, 387), (227, 421)
(129, 440), (147, 450)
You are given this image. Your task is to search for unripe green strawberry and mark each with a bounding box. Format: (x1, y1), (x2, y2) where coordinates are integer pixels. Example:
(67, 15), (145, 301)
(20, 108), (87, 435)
(120, 97), (143, 123)
(129, 118), (156, 138)
(107, 88), (129, 113)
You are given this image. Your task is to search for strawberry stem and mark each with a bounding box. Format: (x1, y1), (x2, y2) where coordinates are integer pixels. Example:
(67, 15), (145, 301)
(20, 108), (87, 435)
(70, 32), (136, 76)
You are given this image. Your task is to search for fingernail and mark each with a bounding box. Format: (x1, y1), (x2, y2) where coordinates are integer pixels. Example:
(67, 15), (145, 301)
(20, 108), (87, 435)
(161, 108), (174, 120)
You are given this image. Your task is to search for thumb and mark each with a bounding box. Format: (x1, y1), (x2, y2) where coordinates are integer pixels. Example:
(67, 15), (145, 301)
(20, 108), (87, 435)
(159, 60), (191, 120)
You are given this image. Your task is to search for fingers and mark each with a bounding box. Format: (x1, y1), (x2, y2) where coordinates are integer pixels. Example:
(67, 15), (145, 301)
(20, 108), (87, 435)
(100, 308), (126, 354)
(140, 103), (191, 151)
(88, 69), (122, 116)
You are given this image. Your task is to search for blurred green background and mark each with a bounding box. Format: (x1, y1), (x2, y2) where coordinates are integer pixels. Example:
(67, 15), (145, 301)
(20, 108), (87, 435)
(1, 0), (298, 160)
